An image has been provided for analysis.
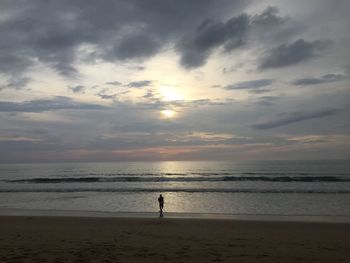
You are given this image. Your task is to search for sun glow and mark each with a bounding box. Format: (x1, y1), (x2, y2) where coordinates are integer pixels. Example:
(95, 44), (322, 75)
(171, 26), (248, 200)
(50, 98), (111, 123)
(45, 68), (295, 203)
(161, 110), (176, 118)
(159, 86), (183, 101)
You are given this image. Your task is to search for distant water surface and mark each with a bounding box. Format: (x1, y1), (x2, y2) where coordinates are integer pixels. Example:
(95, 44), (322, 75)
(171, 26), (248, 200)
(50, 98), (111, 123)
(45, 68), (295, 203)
(0, 160), (349, 215)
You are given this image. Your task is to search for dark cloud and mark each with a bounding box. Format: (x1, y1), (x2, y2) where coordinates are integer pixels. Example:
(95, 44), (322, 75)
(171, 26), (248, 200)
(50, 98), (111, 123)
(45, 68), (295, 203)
(0, 1), (307, 76)
(96, 88), (121, 100)
(97, 93), (118, 100)
(68, 85), (85, 93)
(253, 96), (278, 106)
(222, 62), (245, 74)
(0, 0), (248, 79)
(111, 33), (161, 61)
(177, 14), (249, 68)
(97, 88), (129, 100)
(140, 88), (234, 108)
(250, 6), (302, 42)
(252, 109), (339, 129)
(248, 89), (271, 94)
(105, 81), (122, 86)
(134, 98), (234, 111)
(224, 79), (273, 90)
(0, 96), (107, 112)
(292, 73), (346, 86)
(1, 77), (31, 90)
(251, 6), (289, 28)
(171, 99), (211, 108)
(127, 80), (152, 88)
(259, 39), (331, 69)
(0, 55), (33, 76)
(143, 89), (158, 100)
(177, 6), (297, 69)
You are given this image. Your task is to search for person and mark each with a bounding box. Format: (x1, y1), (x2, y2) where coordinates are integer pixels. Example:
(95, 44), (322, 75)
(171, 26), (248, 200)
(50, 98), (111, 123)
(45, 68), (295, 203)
(158, 194), (164, 217)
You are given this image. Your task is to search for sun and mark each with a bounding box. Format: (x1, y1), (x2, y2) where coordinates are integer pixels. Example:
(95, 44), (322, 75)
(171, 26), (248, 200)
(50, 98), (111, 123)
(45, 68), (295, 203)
(158, 86), (183, 118)
(161, 110), (176, 118)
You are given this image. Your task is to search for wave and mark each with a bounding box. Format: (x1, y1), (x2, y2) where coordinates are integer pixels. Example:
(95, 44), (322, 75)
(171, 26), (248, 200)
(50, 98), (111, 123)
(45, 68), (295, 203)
(0, 187), (349, 194)
(4, 175), (350, 183)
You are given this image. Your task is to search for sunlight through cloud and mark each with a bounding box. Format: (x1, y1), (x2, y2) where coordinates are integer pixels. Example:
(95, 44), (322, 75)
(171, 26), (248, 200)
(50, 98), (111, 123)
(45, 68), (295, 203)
(159, 86), (183, 101)
(161, 110), (176, 118)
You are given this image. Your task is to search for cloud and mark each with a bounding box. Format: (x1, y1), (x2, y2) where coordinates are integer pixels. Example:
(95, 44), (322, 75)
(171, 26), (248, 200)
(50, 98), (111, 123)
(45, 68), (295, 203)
(127, 80), (152, 88)
(248, 89), (271, 94)
(96, 88), (121, 100)
(0, 1), (306, 76)
(111, 32), (161, 61)
(0, 77), (31, 90)
(250, 6), (302, 42)
(1, 2), (349, 162)
(224, 79), (273, 90)
(0, 0), (249, 79)
(291, 73), (346, 86)
(0, 96), (107, 112)
(252, 109), (339, 129)
(105, 81), (122, 86)
(97, 93), (118, 100)
(177, 6), (296, 69)
(142, 89), (159, 100)
(177, 14), (250, 68)
(134, 98), (234, 111)
(253, 96), (278, 106)
(251, 6), (289, 28)
(0, 54), (33, 76)
(287, 135), (328, 144)
(259, 39), (331, 69)
(68, 85), (86, 93)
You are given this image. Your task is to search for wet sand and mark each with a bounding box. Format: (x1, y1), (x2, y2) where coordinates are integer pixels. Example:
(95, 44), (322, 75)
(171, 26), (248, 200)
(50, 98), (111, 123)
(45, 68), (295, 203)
(0, 216), (349, 262)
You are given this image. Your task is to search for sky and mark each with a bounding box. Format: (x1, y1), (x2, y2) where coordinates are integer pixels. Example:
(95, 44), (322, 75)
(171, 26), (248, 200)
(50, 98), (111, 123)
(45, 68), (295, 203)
(0, 0), (349, 162)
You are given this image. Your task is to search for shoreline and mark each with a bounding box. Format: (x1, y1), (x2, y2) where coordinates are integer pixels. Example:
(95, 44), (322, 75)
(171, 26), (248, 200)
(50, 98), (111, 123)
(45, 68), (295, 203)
(1, 208), (350, 223)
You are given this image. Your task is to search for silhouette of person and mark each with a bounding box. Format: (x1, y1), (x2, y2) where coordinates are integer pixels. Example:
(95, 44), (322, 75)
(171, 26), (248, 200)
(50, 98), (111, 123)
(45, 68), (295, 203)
(158, 194), (164, 217)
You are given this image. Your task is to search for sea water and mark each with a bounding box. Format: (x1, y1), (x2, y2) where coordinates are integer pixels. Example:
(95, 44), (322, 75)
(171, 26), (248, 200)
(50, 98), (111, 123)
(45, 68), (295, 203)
(0, 160), (349, 216)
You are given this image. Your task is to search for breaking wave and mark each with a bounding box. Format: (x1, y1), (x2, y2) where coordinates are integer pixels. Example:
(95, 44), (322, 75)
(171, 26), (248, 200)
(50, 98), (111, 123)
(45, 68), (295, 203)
(0, 187), (349, 194)
(5, 175), (350, 183)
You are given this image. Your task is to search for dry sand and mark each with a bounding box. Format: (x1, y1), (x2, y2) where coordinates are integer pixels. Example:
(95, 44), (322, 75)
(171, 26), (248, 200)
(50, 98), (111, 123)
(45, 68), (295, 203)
(0, 216), (349, 262)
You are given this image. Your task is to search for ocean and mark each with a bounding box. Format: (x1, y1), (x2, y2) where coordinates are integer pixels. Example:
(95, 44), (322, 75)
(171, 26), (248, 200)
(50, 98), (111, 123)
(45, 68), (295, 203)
(0, 160), (349, 216)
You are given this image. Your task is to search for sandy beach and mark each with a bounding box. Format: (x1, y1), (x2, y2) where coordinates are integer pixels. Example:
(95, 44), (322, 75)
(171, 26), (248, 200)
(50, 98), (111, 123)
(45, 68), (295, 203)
(0, 215), (349, 262)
